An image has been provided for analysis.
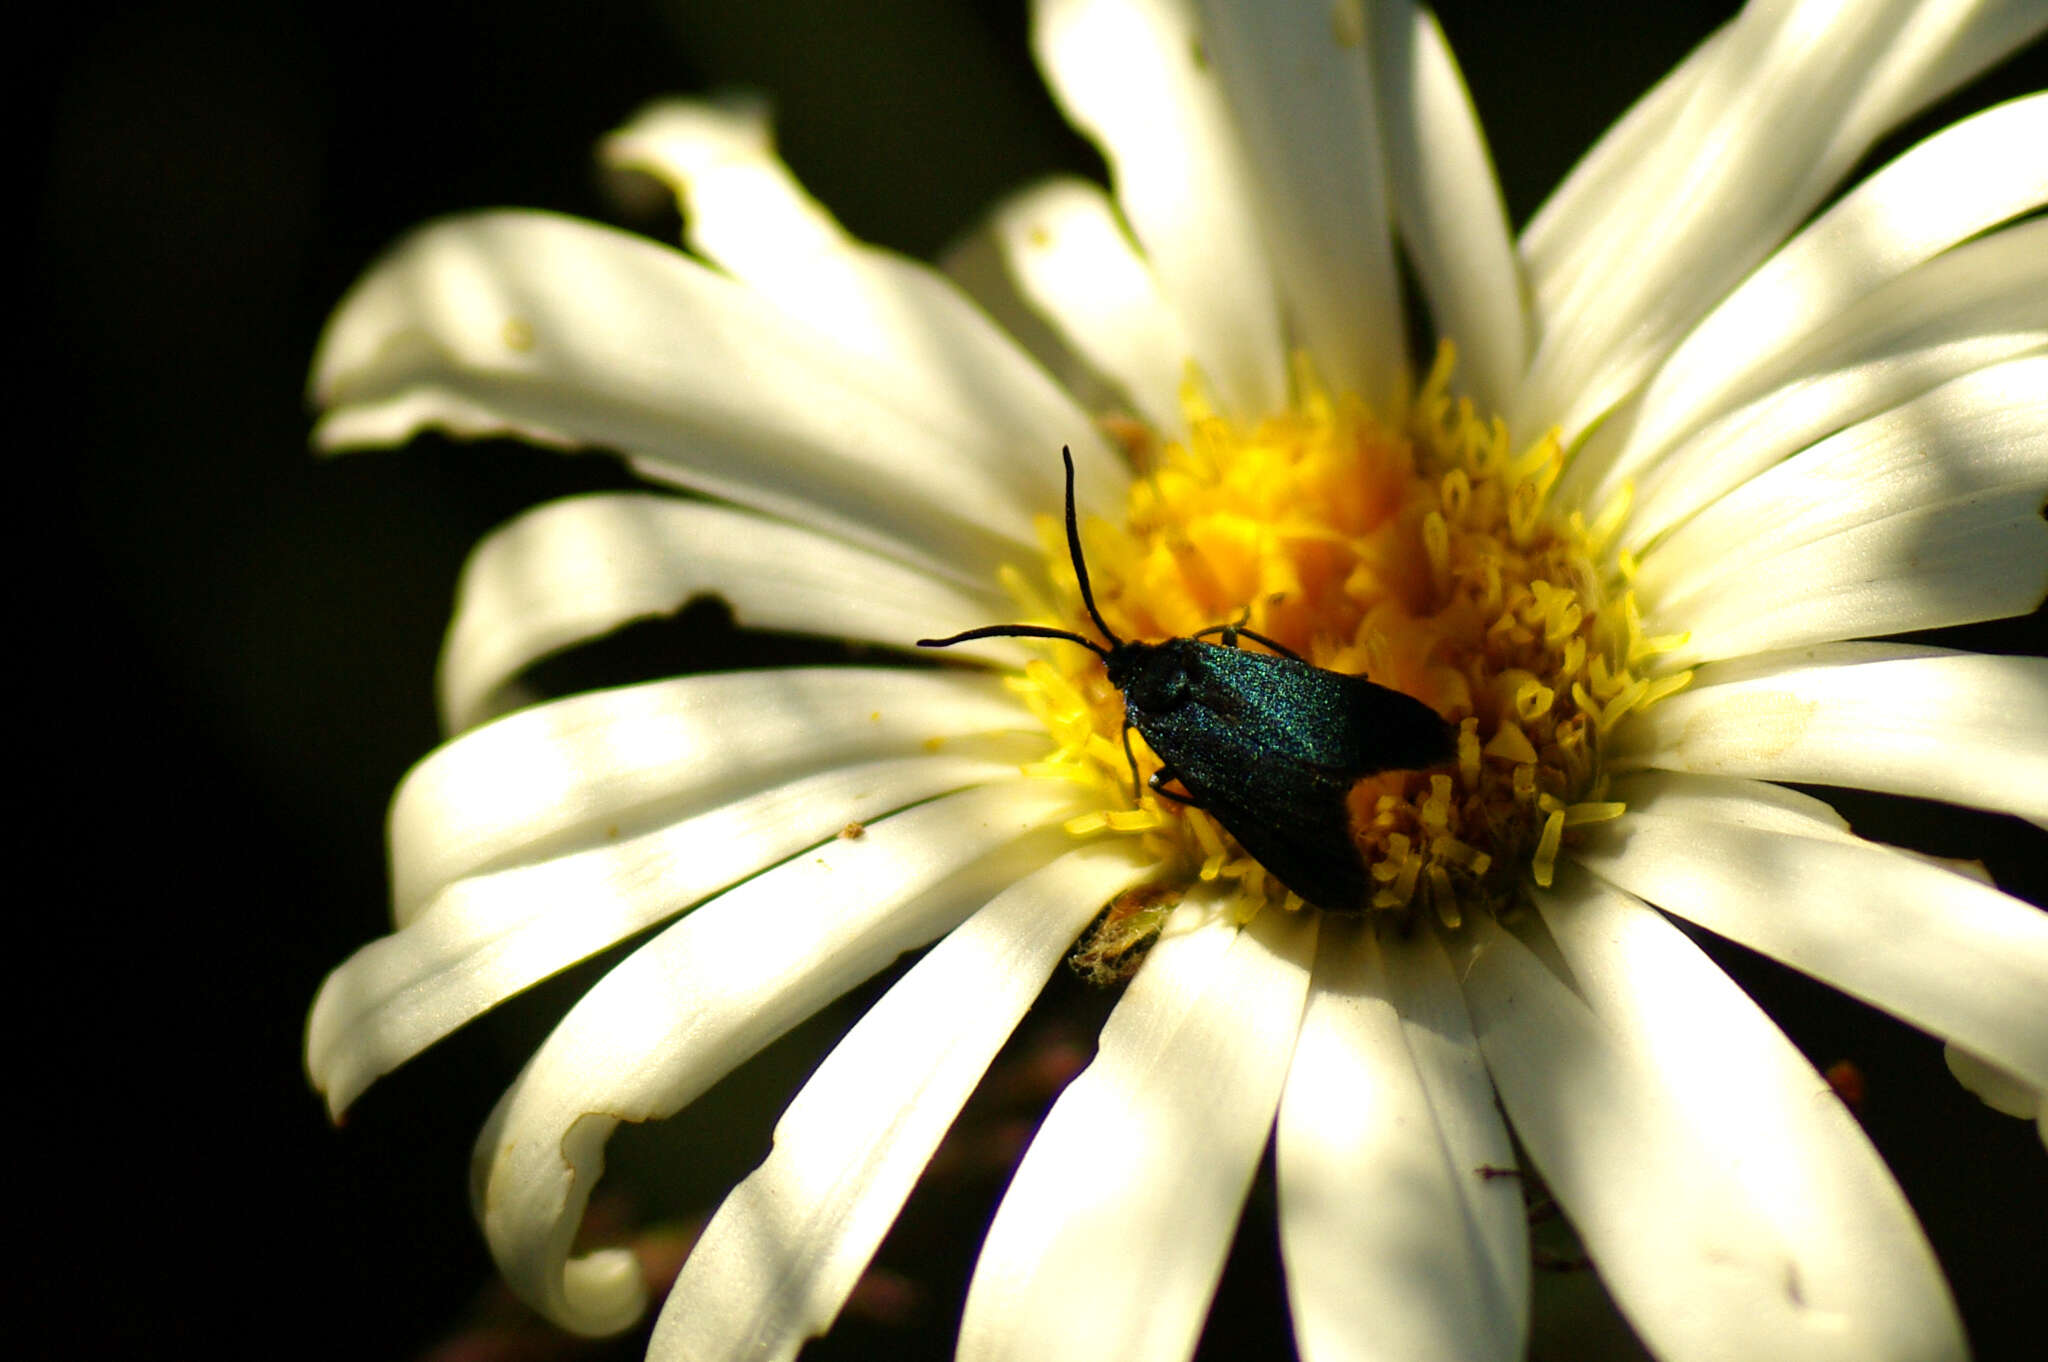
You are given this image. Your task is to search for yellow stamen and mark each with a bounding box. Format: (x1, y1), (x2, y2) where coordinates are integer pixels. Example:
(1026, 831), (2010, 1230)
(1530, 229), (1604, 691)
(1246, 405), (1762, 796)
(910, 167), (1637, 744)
(1533, 809), (1566, 889)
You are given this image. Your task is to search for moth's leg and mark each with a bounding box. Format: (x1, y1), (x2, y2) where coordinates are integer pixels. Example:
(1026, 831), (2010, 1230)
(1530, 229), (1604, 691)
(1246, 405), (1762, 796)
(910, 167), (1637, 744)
(1190, 605), (1251, 649)
(1192, 607), (1303, 661)
(1232, 625), (1302, 660)
(1121, 721), (1143, 803)
(1148, 765), (1199, 806)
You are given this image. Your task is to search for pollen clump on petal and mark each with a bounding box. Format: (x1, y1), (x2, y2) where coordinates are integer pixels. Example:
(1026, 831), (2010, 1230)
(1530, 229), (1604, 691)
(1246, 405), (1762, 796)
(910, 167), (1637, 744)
(1011, 343), (1692, 926)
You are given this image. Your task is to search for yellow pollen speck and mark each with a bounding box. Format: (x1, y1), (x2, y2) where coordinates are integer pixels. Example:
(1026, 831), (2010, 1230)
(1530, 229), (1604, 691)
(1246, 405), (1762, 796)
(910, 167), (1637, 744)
(502, 317), (535, 351)
(1331, 0), (1365, 48)
(996, 341), (1690, 928)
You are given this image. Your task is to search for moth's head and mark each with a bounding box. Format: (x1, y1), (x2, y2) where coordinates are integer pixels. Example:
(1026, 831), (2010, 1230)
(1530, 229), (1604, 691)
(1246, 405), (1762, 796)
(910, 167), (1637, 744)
(1108, 638), (1196, 713)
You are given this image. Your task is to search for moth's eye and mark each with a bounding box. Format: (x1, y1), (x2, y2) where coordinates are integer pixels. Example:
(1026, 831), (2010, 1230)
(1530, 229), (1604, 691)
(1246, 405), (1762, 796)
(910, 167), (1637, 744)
(1154, 662), (1196, 706)
(1124, 661), (1190, 711)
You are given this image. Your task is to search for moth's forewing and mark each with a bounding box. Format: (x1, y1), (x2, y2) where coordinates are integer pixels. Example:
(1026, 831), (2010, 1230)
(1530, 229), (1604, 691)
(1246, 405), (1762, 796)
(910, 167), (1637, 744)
(1132, 674), (1368, 910)
(1125, 641), (1454, 911)
(1193, 771), (1369, 910)
(1182, 645), (1455, 773)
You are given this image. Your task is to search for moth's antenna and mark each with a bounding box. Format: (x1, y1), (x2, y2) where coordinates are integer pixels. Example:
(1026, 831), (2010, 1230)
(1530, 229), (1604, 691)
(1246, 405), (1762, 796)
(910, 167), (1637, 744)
(916, 446), (1121, 662)
(1061, 445), (1122, 647)
(916, 621), (1110, 660)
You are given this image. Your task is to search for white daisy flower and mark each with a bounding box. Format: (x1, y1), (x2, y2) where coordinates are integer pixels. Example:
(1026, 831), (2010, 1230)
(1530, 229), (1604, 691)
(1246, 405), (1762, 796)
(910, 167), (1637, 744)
(307, 2), (2048, 1360)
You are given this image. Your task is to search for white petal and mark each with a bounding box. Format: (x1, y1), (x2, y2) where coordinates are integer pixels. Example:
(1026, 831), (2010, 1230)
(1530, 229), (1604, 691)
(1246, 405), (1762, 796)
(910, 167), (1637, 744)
(436, 493), (1029, 732)
(1376, 920), (1530, 1339)
(1370, 0), (1524, 412)
(1636, 356), (2048, 665)
(1522, 1), (2045, 359)
(474, 780), (1086, 1337)
(952, 177), (1194, 436)
(1518, 18), (1724, 289)
(1600, 93), (2048, 480)
(1610, 643), (2048, 823)
(388, 668), (1036, 921)
(648, 843), (1151, 1362)
(942, 207), (1134, 432)
(1625, 340), (2046, 552)
(956, 897), (1316, 1362)
(1590, 217), (2048, 536)
(308, 752), (1021, 1118)
(1572, 781), (2048, 1092)
(1514, 1), (2006, 442)
(1641, 355), (2046, 604)
(1194, 0), (1404, 405)
(1032, 0), (1286, 419)
(599, 96), (1126, 513)
(1539, 866), (1966, 1362)
(1582, 768), (1855, 840)
(312, 211), (1053, 583)
(1945, 1042), (2044, 1123)
(1276, 918), (1523, 1362)
(1649, 484), (2048, 667)
(1825, 1), (2048, 179)
(1453, 912), (1896, 1362)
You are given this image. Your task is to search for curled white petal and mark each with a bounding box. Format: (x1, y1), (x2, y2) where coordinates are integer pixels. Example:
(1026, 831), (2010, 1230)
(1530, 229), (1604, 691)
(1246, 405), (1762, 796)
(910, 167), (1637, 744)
(308, 752), (1020, 1117)
(1539, 867), (1966, 1361)
(1945, 1043), (2044, 1129)
(312, 211), (1055, 583)
(1573, 778), (2048, 1092)
(474, 780), (1086, 1337)
(1610, 643), (2048, 824)
(956, 897), (1316, 1362)
(389, 668), (1036, 919)
(1277, 918), (1523, 1362)
(599, 96), (1126, 515)
(649, 843), (1151, 1362)
(1032, 0), (1285, 419)
(953, 177), (1194, 436)
(437, 494), (1026, 732)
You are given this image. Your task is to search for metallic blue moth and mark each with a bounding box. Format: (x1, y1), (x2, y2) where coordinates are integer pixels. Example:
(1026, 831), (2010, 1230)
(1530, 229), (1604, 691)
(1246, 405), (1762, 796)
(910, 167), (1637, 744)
(919, 448), (1456, 912)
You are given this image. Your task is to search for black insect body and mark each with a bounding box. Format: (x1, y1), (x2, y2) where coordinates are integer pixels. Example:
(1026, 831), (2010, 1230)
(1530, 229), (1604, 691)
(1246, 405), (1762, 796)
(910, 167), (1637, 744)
(918, 447), (1457, 912)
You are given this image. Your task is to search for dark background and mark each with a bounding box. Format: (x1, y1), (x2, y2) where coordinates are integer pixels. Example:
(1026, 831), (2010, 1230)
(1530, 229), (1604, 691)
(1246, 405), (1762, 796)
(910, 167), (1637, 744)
(35, 2), (2044, 1358)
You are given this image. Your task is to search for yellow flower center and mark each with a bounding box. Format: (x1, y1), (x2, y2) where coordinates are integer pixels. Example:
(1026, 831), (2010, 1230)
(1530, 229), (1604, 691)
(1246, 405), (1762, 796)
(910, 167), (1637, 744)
(1010, 344), (1692, 955)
